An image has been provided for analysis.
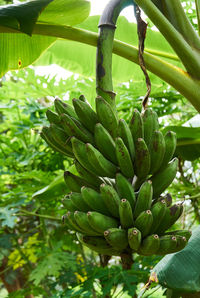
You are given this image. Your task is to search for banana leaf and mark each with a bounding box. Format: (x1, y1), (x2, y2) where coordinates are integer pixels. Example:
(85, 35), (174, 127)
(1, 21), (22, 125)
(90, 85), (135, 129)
(32, 174), (68, 200)
(153, 225), (200, 293)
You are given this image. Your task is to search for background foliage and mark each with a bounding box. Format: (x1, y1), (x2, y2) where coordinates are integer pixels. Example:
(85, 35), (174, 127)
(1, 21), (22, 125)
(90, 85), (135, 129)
(0, 0), (199, 297)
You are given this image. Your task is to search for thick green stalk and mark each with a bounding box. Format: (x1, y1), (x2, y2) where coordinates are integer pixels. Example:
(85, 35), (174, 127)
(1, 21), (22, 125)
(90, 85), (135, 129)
(0, 24), (200, 111)
(195, 0), (200, 36)
(158, 0), (200, 49)
(134, 0), (200, 79)
(96, 0), (134, 107)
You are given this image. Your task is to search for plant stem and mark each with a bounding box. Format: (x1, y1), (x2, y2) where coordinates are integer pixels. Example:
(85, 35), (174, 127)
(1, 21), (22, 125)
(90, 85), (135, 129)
(120, 251), (133, 270)
(17, 210), (61, 221)
(177, 139), (200, 146)
(0, 24), (200, 112)
(134, 0), (200, 78)
(195, 0), (200, 36)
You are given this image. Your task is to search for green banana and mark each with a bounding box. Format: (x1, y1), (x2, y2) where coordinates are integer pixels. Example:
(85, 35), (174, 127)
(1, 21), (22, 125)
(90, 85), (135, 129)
(77, 233), (121, 256)
(164, 230), (192, 241)
(156, 203), (183, 235)
(79, 94), (87, 102)
(87, 211), (118, 234)
(156, 193), (172, 207)
(64, 171), (92, 193)
(118, 119), (135, 161)
(61, 113), (94, 144)
(62, 195), (77, 212)
(74, 160), (103, 188)
(86, 143), (117, 178)
(49, 124), (72, 151)
(74, 211), (101, 236)
(135, 210), (153, 237)
(156, 235), (177, 255)
(81, 186), (111, 216)
(104, 228), (128, 250)
(66, 211), (86, 233)
(95, 96), (118, 138)
(100, 184), (120, 218)
(149, 130), (165, 174)
(46, 109), (61, 125)
(115, 173), (136, 210)
(133, 181), (153, 219)
(151, 157), (178, 198)
(119, 199), (134, 229)
(72, 98), (98, 133)
(129, 109), (144, 144)
(128, 227), (142, 251)
(171, 235), (188, 253)
(160, 131), (177, 169)
(41, 126), (73, 157)
(150, 200), (167, 234)
(134, 138), (151, 180)
(71, 137), (96, 174)
(69, 192), (90, 212)
(141, 108), (159, 148)
(54, 97), (78, 120)
(139, 234), (160, 256)
(115, 137), (134, 178)
(94, 123), (118, 164)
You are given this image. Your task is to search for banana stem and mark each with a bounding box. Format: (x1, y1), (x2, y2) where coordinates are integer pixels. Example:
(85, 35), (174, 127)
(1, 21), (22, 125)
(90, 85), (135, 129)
(158, 0), (200, 50)
(134, 0), (200, 79)
(120, 251), (134, 270)
(17, 210), (61, 221)
(96, 0), (134, 107)
(195, 0), (200, 36)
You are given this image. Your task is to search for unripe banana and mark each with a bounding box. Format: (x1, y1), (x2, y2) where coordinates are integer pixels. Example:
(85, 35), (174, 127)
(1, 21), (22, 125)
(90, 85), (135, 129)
(87, 211), (118, 234)
(128, 227), (141, 251)
(64, 171), (92, 193)
(135, 210), (153, 237)
(139, 234), (160, 256)
(79, 94), (87, 102)
(71, 137), (96, 174)
(171, 235), (188, 253)
(69, 192), (90, 212)
(66, 211), (86, 233)
(81, 186), (111, 216)
(46, 109), (61, 125)
(49, 124), (70, 148)
(115, 173), (136, 210)
(54, 97), (78, 120)
(150, 157), (178, 198)
(74, 160), (103, 188)
(61, 113), (94, 144)
(95, 96), (118, 138)
(104, 228), (128, 250)
(86, 143), (117, 178)
(156, 203), (183, 235)
(156, 235), (177, 255)
(77, 233), (121, 256)
(149, 130), (165, 174)
(62, 195), (77, 212)
(115, 137), (134, 178)
(94, 123), (118, 164)
(164, 230), (192, 241)
(129, 109), (144, 144)
(134, 138), (151, 180)
(150, 200), (167, 234)
(156, 193), (172, 207)
(133, 181), (153, 219)
(41, 126), (73, 157)
(160, 131), (177, 169)
(118, 119), (135, 161)
(72, 98), (98, 133)
(100, 184), (120, 218)
(119, 199), (134, 229)
(74, 211), (101, 236)
(142, 108), (159, 148)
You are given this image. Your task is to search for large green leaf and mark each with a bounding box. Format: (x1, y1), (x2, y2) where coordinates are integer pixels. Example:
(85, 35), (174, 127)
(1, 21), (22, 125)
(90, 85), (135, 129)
(153, 225), (200, 293)
(162, 126), (200, 161)
(0, 0), (90, 76)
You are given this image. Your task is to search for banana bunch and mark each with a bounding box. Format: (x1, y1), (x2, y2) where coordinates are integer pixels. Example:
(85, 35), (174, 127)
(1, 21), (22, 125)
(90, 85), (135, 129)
(41, 95), (191, 256)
